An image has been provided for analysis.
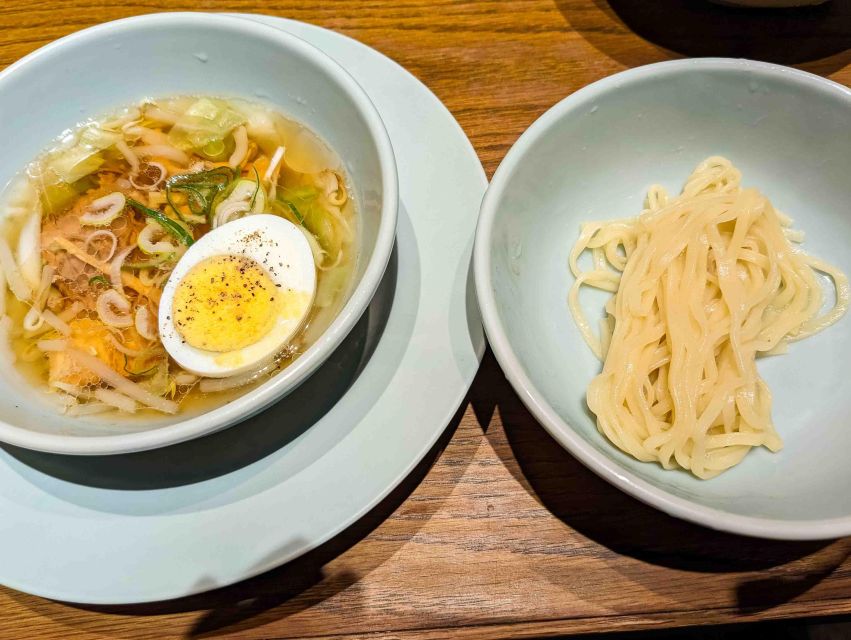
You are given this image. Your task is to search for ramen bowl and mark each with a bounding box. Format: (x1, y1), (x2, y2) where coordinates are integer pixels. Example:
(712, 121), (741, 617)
(475, 58), (851, 539)
(0, 13), (397, 454)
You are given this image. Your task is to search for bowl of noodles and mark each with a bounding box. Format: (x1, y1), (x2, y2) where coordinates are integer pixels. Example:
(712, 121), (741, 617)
(475, 59), (851, 539)
(0, 13), (397, 454)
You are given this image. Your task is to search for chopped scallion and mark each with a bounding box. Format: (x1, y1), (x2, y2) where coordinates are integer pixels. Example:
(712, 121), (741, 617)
(127, 198), (194, 246)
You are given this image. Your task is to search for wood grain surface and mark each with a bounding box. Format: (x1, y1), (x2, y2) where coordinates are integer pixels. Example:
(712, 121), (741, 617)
(1, 1), (851, 638)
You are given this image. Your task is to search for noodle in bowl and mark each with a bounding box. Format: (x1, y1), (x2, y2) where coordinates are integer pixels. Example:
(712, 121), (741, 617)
(568, 156), (848, 479)
(476, 59), (851, 539)
(0, 13), (397, 454)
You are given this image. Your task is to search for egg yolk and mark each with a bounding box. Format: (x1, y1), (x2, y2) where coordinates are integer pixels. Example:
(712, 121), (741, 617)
(172, 254), (281, 352)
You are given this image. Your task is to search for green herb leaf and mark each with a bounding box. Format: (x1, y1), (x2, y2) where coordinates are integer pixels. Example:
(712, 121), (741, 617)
(88, 275), (109, 286)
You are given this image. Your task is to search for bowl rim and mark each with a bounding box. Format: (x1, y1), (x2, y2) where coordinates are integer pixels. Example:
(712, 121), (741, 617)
(0, 12), (398, 455)
(475, 57), (851, 540)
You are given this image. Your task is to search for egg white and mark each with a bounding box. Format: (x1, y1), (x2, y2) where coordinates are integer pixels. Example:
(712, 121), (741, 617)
(158, 214), (316, 378)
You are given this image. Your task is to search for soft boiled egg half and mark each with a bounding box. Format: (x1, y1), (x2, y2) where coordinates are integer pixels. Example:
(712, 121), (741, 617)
(158, 214), (316, 378)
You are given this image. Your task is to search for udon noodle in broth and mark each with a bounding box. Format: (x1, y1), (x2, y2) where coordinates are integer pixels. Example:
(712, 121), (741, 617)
(0, 96), (358, 418)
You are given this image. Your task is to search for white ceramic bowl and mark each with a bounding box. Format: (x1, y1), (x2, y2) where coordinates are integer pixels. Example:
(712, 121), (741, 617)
(0, 13), (397, 454)
(476, 59), (851, 540)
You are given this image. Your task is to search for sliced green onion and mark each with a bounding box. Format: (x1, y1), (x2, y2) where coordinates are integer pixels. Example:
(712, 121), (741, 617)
(80, 192), (126, 226)
(167, 166), (234, 189)
(164, 190), (205, 226)
(178, 186), (207, 215)
(123, 256), (173, 270)
(249, 166), (261, 209)
(138, 222), (179, 255)
(280, 199), (304, 224)
(165, 166), (236, 221)
(89, 275), (109, 286)
(201, 139), (226, 158)
(126, 198), (194, 246)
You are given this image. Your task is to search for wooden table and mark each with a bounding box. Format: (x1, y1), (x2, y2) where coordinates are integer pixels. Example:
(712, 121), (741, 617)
(2, 1), (851, 638)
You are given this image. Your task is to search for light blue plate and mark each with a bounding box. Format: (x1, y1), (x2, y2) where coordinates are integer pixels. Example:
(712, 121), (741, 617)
(0, 16), (486, 603)
(476, 59), (851, 540)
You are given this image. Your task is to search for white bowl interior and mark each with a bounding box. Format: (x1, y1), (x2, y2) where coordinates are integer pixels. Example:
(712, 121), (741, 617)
(483, 60), (851, 528)
(0, 14), (391, 445)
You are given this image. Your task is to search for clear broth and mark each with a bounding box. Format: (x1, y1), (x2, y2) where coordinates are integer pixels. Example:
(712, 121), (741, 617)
(0, 96), (359, 419)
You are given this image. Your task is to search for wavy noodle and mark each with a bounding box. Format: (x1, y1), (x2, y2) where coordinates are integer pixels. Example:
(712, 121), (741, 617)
(568, 157), (849, 479)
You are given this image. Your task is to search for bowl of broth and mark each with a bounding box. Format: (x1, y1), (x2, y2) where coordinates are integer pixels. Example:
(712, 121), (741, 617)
(0, 13), (397, 454)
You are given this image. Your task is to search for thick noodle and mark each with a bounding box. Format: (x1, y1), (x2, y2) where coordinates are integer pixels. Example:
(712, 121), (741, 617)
(568, 157), (849, 479)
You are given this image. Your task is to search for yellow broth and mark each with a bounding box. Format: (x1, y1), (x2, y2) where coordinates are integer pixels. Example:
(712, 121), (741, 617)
(0, 96), (358, 418)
